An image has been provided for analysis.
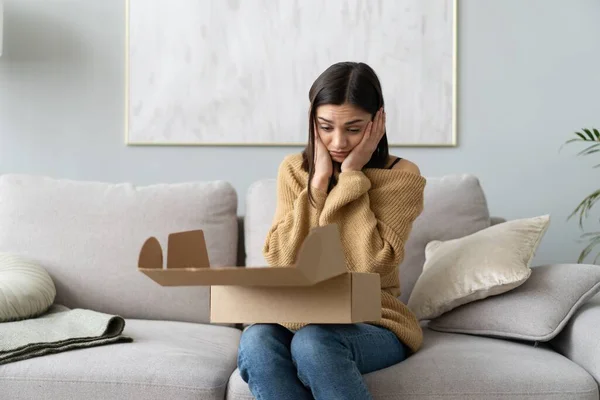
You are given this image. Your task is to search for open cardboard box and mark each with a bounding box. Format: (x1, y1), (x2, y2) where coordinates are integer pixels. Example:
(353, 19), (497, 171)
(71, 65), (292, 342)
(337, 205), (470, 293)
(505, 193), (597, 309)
(138, 224), (381, 324)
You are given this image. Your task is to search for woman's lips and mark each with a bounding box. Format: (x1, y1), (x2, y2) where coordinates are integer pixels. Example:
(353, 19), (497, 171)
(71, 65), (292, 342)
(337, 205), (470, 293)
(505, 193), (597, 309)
(330, 151), (348, 158)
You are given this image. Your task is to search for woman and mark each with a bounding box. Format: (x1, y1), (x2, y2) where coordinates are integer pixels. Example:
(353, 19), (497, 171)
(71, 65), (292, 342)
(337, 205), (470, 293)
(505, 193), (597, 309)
(237, 61), (426, 400)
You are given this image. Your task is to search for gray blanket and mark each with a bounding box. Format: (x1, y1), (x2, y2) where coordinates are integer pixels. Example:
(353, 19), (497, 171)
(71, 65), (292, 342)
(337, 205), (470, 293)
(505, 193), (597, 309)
(0, 305), (132, 365)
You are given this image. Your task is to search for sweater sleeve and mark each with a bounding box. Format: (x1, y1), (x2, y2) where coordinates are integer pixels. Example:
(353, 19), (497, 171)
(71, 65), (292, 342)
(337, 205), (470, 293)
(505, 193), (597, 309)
(262, 158), (328, 267)
(318, 170), (425, 276)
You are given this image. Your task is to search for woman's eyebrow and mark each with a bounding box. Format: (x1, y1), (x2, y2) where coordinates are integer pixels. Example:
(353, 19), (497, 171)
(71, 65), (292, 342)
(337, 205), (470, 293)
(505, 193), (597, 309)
(317, 117), (364, 125)
(344, 119), (364, 125)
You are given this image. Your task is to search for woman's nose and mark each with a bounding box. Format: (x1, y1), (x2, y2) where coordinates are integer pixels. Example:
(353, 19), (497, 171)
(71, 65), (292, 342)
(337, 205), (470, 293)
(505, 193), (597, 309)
(331, 132), (347, 148)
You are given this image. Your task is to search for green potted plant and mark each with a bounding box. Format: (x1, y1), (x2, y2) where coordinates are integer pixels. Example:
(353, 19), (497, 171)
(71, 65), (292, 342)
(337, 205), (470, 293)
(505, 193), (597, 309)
(563, 128), (600, 264)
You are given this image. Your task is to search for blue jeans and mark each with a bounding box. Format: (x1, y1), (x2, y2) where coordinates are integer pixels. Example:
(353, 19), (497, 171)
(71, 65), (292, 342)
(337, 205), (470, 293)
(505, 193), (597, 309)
(237, 323), (410, 400)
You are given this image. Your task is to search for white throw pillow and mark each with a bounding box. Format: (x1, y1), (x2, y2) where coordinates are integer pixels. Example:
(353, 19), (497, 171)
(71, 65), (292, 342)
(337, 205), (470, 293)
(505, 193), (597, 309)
(407, 215), (550, 321)
(0, 252), (56, 322)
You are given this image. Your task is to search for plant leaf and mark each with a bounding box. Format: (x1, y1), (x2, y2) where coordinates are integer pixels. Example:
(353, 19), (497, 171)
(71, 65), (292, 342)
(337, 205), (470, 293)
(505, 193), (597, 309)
(594, 128), (600, 140)
(561, 133), (596, 152)
(560, 138), (584, 152)
(583, 129), (596, 140)
(568, 189), (600, 228)
(578, 233), (600, 264)
(577, 143), (600, 156)
(565, 138), (584, 144)
(575, 131), (588, 140)
(581, 231), (600, 237)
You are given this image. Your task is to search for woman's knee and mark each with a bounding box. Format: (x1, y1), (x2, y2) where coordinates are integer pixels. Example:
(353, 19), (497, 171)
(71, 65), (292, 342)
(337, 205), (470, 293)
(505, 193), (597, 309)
(238, 324), (292, 371)
(290, 325), (344, 368)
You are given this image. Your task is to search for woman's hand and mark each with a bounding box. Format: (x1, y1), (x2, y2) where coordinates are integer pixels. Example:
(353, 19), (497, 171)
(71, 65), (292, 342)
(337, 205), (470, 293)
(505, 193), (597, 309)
(341, 107), (386, 172)
(311, 129), (333, 192)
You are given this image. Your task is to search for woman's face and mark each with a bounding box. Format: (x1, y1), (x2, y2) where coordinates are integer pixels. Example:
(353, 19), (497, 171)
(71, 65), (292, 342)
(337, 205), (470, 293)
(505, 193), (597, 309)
(315, 103), (372, 163)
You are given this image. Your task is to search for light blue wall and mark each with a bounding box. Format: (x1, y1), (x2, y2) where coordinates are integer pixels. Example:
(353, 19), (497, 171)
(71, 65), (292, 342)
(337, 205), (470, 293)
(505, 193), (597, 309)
(1, 0), (599, 265)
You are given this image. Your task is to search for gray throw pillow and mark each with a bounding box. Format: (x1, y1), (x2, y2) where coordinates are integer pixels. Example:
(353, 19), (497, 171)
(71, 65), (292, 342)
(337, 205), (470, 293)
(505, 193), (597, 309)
(427, 263), (600, 342)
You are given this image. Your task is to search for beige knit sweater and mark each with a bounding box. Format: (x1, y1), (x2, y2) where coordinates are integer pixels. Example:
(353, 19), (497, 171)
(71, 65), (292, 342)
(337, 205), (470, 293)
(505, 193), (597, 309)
(263, 153), (426, 353)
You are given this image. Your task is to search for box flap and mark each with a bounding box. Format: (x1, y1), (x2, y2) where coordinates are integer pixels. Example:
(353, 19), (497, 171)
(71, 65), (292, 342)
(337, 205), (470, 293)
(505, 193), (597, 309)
(138, 224), (347, 287)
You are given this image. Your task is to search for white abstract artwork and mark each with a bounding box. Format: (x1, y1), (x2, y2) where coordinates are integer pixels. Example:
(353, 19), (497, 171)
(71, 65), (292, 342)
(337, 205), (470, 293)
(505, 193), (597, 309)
(125, 0), (456, 146)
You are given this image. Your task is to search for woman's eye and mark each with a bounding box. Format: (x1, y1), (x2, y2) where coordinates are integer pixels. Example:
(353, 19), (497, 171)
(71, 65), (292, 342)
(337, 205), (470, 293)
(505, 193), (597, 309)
(348, 128), (361, 133)
(320, 126), (332, 131)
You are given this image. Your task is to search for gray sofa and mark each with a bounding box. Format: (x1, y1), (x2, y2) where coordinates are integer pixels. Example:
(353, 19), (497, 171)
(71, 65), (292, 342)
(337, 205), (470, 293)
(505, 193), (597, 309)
(0, 172), (598, 400)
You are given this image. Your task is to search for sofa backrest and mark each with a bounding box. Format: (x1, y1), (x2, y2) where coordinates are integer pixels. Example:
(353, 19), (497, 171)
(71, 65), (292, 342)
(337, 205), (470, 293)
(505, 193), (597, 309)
(0, 172), (495, 323)
(244, 174), (492, 303)
(0, 174), (239, 324)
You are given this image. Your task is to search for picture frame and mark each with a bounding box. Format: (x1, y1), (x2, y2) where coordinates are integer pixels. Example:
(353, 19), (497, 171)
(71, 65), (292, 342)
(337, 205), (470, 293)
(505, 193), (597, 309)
(124, 0), (458, 147)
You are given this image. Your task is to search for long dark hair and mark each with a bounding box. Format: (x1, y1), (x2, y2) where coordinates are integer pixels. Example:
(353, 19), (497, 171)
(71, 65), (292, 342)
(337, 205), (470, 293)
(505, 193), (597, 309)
(301, 61), (390, 205)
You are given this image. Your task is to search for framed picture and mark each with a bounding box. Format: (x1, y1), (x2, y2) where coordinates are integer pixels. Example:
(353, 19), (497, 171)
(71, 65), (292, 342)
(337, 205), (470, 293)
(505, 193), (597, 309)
(125, 0), (457, 147)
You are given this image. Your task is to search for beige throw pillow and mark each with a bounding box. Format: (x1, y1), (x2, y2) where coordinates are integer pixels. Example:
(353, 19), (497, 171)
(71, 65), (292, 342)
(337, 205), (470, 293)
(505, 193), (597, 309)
(407, 215), (550, 321)
(0, 252), (56, 322)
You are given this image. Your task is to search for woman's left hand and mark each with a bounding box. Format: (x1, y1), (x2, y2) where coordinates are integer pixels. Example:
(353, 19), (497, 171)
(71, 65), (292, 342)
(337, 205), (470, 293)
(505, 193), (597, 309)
(341, 107), (386, 172)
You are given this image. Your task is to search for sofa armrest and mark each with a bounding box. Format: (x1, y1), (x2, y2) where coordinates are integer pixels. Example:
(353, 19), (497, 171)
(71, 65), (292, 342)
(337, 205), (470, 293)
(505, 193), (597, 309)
(551, 293), (600, 383)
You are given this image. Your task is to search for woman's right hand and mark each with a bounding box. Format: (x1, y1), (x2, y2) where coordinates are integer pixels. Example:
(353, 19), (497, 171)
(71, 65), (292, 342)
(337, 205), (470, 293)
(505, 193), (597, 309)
(312, 129), (332, 192)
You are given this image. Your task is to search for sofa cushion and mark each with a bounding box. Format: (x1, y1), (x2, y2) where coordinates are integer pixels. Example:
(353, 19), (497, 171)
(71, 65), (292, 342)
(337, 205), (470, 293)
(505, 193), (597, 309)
(0, 319), (241, 400)
(244, 173), (491, 301)
(244, 178), (278, 268)
(551, 292), (600, 385)
(397, 174), (491, 302)
(0, 174), (238, 323)
(428, 263), (600, 342)
(226, 328), (598, 400)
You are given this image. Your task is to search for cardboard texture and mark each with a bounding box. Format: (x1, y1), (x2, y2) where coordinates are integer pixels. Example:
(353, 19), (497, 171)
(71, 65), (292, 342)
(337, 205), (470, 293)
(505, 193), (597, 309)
(210, 273), (382, 324)
(138, 224), (381, 324)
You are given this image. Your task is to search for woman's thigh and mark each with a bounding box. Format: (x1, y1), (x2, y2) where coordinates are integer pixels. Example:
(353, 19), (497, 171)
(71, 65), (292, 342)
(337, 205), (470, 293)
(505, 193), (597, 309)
(293, 323), (409, 374)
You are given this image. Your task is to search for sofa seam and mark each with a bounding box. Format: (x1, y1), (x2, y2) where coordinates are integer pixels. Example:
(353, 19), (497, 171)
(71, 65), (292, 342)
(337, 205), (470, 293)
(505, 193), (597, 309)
(226, 392), (254, 400)
(554, 281), (600, 334)
(368, 388), (599, 397)
(225, 387), (599, 399)
(0, 376), (230, 392)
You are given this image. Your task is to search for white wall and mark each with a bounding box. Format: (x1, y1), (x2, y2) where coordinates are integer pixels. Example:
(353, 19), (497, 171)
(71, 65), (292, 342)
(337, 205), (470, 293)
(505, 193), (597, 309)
(0, 0), (599, 265)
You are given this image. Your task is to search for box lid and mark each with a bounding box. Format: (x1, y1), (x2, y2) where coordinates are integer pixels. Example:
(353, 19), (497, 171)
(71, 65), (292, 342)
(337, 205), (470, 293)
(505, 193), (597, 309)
(138, 224), (347, 287)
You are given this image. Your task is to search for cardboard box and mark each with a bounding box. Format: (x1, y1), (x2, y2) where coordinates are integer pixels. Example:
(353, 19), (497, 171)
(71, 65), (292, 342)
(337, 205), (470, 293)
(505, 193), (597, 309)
(138, 224), (382, 324)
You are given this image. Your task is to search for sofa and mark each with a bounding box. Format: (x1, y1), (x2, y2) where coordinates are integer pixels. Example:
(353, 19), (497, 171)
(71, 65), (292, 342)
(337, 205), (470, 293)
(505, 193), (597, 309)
(0, 171), (598, 400)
